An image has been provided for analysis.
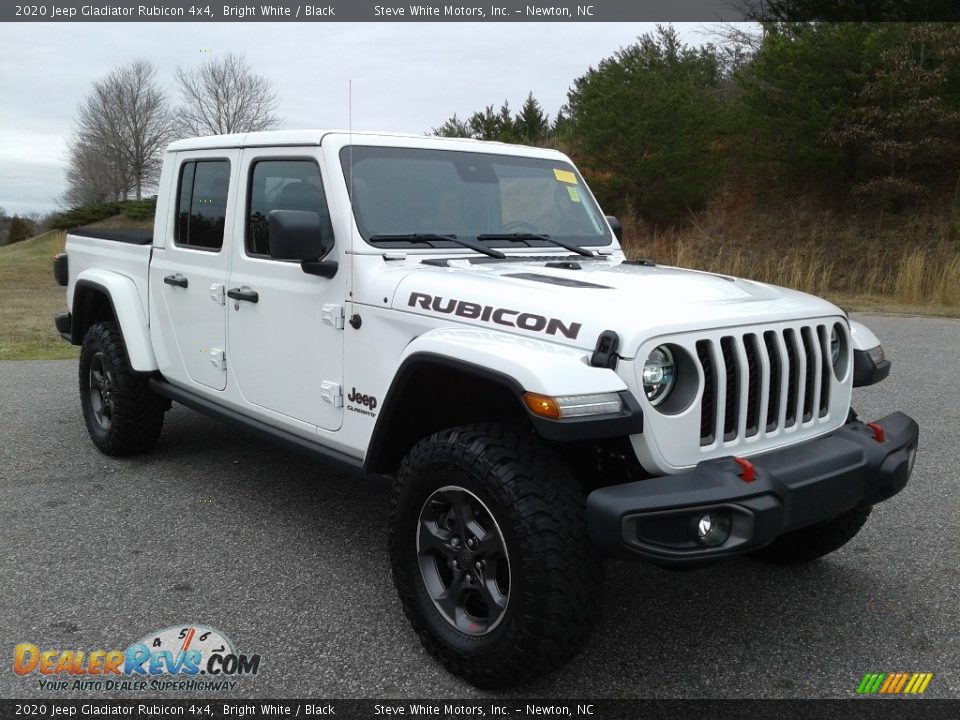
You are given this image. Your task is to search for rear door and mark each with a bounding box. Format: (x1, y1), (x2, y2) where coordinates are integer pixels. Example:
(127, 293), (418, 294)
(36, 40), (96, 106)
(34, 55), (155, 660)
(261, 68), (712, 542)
(225, 149), (345, 431)
(149, 152), (237, 391)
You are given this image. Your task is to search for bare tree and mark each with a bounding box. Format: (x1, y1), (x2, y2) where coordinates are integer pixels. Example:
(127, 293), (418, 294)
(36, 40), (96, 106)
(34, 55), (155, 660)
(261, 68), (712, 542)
(118, 60), (175, 199)
(64, 136), (125, 206)
(65, 59), (174, 204)
(174, 53), (280, 137)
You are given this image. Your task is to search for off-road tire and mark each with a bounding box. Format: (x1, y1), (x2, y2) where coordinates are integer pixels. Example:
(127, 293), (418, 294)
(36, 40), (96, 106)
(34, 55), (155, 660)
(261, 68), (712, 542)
(390, 423), (602, 688)
(79, 321), (167, 456)
(751, 504), (872, 565)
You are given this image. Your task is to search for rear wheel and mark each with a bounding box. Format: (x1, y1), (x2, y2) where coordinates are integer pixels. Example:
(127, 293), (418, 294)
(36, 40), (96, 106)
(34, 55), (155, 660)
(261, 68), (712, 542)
(79, 321), (167, 456)
(751, 504), (872, 565)
(390, 423), (602, 688)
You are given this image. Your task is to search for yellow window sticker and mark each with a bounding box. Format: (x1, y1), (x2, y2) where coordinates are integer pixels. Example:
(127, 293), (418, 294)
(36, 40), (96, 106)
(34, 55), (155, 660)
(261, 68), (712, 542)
(553, 168), (578, 184)
(566, 186), (581, 203)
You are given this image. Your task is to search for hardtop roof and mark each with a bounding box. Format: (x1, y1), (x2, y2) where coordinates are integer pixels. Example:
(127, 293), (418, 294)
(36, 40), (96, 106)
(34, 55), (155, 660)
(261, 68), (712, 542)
(165, 130), (565, 158)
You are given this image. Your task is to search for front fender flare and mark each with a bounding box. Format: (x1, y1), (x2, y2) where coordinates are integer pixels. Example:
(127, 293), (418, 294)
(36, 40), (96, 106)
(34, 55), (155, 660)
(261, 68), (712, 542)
(848, 319), (891, 387)
(363, 328), (642, 474)
(396, 326), (628, 396)
(848, 319), (881, 352)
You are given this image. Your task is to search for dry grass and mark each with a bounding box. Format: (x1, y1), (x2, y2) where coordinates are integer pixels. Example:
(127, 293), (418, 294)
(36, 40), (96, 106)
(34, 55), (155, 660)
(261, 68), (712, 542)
(0, 231), (77, 361)
(0, 215), (153, 360)
(618, 199), (960, 315)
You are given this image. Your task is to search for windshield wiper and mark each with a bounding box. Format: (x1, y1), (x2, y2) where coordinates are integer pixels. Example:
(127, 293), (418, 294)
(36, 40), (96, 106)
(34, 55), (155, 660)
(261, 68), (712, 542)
(476, 233), (594, 258)
(368, 233), (506, 259)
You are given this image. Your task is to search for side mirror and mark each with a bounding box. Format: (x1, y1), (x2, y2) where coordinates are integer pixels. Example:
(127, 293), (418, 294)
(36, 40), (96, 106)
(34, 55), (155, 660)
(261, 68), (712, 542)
(605, 215), (623, 243)
(268, 209), (338, 278)
(268, 209), (330, 261)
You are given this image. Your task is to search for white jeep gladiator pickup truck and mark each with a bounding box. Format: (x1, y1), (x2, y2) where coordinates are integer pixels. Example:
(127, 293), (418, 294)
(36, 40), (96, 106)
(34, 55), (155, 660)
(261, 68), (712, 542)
(54, 130), (919, 687)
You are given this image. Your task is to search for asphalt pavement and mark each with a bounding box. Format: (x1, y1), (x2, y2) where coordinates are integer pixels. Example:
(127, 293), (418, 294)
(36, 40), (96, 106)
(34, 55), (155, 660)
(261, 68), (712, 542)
(0, 313), (957, 700)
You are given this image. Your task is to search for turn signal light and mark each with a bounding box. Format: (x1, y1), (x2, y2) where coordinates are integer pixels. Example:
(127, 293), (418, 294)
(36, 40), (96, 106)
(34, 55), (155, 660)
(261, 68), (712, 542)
(523, 392), (623, 419)
(523, 393), (561, 419)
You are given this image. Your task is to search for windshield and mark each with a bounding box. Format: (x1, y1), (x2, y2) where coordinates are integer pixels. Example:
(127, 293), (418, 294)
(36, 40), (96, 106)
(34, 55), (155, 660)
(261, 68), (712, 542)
(339, 146), (613, 250)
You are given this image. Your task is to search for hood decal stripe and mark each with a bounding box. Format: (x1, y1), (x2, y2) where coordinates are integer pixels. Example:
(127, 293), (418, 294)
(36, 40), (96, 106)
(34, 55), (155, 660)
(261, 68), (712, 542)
(504, 272), (612, 289)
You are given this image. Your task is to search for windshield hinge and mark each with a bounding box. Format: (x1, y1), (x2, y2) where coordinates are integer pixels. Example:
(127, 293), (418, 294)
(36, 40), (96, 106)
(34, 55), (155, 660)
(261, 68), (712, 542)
(590, 330), (620, 370)
(322, 304), (345, 330)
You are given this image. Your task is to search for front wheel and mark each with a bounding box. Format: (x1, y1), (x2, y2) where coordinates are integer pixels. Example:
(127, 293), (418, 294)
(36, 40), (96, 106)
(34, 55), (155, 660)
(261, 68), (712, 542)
(390, 423), (602, 688)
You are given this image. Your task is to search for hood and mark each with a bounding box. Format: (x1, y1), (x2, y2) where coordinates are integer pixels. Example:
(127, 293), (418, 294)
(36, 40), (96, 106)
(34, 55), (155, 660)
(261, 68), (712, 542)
(385, 255), (844, 359)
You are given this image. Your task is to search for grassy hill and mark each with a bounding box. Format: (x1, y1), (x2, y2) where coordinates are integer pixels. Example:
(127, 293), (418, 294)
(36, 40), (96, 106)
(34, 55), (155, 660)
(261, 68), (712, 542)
(0, 230), (76, 360)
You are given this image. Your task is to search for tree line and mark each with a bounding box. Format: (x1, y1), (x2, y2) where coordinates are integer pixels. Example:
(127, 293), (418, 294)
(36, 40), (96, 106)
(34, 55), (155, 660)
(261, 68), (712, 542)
(63, 53), (279, 208)
(432, 23), (960, 225)
(0, 208), (35, 246)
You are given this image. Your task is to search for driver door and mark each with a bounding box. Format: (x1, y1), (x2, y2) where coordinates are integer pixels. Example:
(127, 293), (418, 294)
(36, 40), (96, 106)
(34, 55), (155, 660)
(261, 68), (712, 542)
(226, 149), (345, 432)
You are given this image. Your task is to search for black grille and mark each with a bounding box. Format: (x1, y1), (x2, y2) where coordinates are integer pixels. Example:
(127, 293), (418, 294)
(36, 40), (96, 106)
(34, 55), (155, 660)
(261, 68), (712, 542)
(801, 327), (817, 422)
(763, 331), (782, 431)
(697, 340), (715, 446)
(817, 324), (832, 417)
(784, 329), (800, 426)
(693, 324), (836, 446)
(720, 337), (739, 441)
(744, 334), (761, 437)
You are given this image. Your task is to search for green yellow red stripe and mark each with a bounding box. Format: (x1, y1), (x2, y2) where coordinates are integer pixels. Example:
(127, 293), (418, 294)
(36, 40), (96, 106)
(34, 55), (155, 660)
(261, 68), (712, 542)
(858, 672), (932, 695)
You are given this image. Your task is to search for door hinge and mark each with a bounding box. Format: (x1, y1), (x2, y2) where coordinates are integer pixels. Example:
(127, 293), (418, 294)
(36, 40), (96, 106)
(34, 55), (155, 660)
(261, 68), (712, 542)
(210, 348), (226, 370)
(320, 381), (343, 408)
(322, 304), (345, 330)
(210, 283), (225, 305)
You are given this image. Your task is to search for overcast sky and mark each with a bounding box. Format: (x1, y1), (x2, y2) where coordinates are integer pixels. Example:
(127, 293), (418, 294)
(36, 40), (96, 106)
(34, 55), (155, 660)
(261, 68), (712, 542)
(0, 22), (719, 216)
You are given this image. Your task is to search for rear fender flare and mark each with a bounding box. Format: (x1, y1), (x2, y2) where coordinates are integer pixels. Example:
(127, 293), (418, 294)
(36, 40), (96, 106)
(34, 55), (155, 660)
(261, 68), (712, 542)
(73, 270), (157, 372)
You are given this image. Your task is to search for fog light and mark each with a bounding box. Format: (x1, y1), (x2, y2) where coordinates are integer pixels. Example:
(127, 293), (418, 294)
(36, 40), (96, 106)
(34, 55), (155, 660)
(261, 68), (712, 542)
(695, 512), (732, 547)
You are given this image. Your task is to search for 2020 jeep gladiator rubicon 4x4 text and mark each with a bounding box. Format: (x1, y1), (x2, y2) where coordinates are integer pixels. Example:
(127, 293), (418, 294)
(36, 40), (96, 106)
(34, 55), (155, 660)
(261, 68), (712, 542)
(54, 131), (919, 687)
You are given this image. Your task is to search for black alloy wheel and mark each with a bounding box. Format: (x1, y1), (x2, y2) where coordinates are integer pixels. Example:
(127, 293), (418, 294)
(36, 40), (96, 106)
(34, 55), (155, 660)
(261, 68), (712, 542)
(416, 485), (510, 635)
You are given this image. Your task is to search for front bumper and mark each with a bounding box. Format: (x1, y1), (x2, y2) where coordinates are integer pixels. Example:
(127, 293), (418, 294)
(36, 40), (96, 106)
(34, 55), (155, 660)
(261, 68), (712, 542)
(586, 412), (919, 564)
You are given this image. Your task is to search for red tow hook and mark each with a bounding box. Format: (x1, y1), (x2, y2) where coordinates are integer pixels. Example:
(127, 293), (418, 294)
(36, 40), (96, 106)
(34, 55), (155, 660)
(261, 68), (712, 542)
(866, 421), (886, 443)
(733, 457), (755, 483)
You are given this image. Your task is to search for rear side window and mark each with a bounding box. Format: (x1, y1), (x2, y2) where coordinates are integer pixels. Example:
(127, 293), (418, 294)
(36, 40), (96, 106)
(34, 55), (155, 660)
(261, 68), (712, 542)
(176, 160), (231, 251)
(247, 159), (332, 257)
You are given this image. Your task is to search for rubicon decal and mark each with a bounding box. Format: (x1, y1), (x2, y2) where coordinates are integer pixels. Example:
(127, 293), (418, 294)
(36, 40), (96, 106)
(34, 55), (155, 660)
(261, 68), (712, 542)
(12, 625), (260, 693)
(408, 292), (582, 339)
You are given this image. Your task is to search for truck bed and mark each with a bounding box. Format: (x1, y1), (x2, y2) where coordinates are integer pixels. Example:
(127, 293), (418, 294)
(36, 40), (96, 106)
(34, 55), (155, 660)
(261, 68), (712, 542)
(65, 230), (153, 322)
(69, 226), (153, 245)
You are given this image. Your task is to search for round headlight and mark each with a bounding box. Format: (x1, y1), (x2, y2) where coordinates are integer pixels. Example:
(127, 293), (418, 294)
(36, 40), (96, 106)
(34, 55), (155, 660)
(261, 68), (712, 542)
(830, 326), (841, 366)
(642, 346), (676, 406)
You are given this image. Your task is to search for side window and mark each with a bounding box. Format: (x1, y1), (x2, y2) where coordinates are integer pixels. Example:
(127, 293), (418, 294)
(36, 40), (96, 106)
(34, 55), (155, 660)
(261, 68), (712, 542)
(247, 159), (332, 257)
(175, 160), (230, 251)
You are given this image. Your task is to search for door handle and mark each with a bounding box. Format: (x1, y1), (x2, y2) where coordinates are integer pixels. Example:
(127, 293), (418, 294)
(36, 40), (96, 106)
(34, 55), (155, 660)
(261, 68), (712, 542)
(227, 286), (259, 303)
(163, 273), (188, 288)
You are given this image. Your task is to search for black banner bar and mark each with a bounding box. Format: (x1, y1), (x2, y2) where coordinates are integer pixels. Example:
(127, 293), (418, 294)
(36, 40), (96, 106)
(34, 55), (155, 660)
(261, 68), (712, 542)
(4, 1), (741, 23)
(1, 699), (959, 720)
(4, 0), (960, 23)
